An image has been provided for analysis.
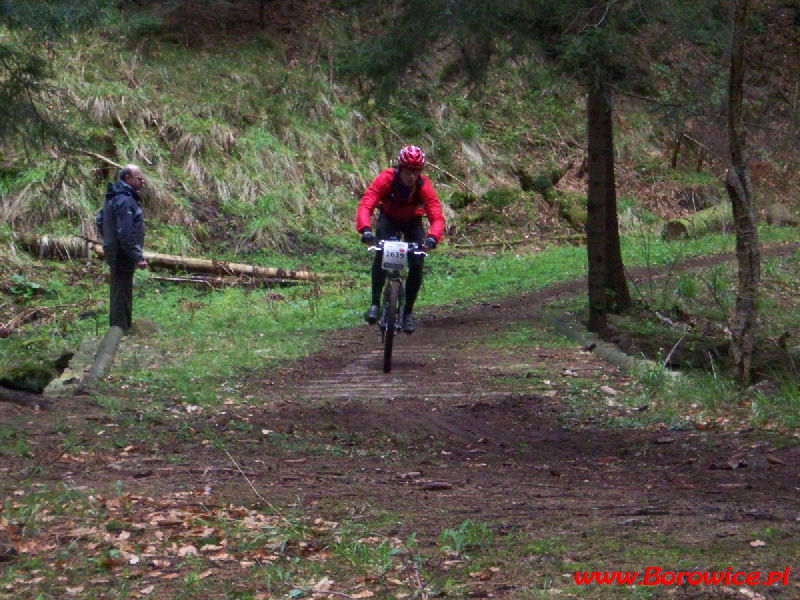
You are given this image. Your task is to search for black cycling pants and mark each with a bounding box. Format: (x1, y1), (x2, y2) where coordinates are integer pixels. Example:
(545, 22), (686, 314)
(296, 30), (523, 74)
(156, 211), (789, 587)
(370, 213), (425, 312)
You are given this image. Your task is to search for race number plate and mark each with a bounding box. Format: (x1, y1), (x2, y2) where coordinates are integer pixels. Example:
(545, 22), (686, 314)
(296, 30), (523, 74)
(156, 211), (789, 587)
(381, 241), (408, 270)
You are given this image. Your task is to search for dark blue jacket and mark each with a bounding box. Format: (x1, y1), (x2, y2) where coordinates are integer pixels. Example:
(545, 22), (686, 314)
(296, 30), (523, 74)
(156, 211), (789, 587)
(96, 181), (145, 272)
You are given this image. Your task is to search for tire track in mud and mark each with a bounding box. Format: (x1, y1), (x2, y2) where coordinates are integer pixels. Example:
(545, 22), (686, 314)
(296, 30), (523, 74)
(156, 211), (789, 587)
(283, 242), (800, 405)
(296, 337), (538, 402)
(281, 298), (592, 407)
(276, 273), (598, 405)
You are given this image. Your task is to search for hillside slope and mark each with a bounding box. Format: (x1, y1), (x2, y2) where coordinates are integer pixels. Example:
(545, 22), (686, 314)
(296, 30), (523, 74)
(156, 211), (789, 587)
(0, 0), (797, 263)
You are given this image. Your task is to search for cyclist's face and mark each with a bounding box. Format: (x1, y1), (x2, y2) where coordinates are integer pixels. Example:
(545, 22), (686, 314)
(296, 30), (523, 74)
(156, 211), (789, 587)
(399, 167), (421, 187)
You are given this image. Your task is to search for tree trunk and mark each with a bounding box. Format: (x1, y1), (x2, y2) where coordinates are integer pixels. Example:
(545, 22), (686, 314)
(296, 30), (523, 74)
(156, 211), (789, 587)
(586, 81), (631, 334)
(726, 0), (760, 383)
(602, 95), (632, 314)
(586, 83), (609, 335)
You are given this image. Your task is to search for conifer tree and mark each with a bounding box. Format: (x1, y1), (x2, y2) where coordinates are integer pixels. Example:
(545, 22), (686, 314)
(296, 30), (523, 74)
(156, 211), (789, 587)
(0, 0), (111, 149)
(342, 0), (655, 336)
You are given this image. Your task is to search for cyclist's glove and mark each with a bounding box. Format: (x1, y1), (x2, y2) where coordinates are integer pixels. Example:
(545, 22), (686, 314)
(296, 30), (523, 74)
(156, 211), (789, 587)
(361, 228), (376, 245)
(423, 235), (438, 250)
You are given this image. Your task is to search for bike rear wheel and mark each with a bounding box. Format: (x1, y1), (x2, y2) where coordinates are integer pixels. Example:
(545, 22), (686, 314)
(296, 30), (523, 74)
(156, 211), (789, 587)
(383, 279), (401, 373)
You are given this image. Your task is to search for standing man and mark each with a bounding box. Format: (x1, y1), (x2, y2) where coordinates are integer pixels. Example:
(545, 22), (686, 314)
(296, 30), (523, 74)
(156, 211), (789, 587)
(356, 145), (445, 333)
(96, 164), (147, 332)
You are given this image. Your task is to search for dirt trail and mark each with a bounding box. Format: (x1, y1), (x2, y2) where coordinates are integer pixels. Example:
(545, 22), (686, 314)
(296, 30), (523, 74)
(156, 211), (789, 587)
(3, 261), (800, 598)
(230, 278), (800, 587)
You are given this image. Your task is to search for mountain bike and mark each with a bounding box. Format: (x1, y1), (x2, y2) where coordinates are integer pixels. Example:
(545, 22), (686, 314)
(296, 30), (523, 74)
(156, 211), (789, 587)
(368, 239), (427, 373)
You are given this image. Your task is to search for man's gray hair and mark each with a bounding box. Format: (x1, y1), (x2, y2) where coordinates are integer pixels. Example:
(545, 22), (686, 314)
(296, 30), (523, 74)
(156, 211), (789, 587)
(119, 164), (140, 181)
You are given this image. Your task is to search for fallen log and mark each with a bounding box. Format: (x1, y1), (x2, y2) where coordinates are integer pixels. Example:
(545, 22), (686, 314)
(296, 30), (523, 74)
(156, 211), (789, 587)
(13, 233), (321, 281)
(150, 275), (305, 288)
(109, 245), (319, 281)
(75, 326), (124, 394)
(13, 233), (89, 260)
(0, 385), (53, 409)
(662, 203), (733, 240)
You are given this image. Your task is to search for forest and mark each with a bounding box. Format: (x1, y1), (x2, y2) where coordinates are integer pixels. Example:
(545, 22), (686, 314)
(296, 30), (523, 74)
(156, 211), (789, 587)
(1, 1), (800, 599)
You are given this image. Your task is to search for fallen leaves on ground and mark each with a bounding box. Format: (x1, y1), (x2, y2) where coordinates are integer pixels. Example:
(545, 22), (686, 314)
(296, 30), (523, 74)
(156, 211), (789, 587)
(1, 487), (422, 598)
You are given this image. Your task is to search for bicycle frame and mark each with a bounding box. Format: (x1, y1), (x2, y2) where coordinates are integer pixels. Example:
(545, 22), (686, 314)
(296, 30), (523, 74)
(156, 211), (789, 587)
(368, 239), (427, 372)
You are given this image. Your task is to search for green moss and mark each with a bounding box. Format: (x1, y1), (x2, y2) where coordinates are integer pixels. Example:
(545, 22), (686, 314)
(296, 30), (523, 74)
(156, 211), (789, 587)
(0, 360), (57, 393)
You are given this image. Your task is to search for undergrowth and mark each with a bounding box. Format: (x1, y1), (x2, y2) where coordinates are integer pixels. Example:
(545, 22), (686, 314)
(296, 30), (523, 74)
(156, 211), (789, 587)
(2, 2), (800, 432)
(3, 225), (800, 433)
(3, 5), (800, 599)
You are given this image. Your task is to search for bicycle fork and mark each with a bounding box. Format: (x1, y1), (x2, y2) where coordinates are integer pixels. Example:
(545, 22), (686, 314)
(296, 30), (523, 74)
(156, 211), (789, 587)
(380, 276), (405, 340)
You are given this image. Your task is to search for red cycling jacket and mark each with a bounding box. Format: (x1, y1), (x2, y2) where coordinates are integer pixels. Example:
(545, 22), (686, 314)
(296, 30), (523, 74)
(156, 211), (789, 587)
(356, 168), (446, 242)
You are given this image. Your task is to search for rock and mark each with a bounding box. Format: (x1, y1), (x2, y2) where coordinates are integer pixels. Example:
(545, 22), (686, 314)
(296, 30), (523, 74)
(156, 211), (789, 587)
(421, 481), (453, 491)
(765, 203), (799, 226)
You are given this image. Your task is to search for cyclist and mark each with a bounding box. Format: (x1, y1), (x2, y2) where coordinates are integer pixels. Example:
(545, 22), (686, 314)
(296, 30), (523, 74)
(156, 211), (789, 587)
(357, 145), (445, 333)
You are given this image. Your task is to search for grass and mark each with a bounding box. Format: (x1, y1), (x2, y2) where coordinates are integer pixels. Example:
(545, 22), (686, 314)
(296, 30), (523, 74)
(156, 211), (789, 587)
(3, 263), (799, 599)
(9, 0), (786, 263)
(1, 482), (435, 599)
(3, 224), (800, 434)
(439, 520), (495, 559)
(751, 376), (800, 429)
(474, 525), (799, 600)
(4, 23), (378, 249)
(3, 3), (799, 398)
(3, 7), (800, 599)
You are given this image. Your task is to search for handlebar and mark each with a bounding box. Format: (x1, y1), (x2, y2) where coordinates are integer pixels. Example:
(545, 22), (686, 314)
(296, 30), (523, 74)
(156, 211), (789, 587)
(367, 240), (429, 256)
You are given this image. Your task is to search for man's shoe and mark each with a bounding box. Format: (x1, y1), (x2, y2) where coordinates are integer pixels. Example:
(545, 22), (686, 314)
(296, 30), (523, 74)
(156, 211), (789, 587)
(365, 304), (379, 324)
(403, 311), (417, 334)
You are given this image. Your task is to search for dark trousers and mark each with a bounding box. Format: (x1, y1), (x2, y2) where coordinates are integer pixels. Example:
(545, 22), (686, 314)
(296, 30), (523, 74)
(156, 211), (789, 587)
(110, 268), (134, 331)
(371, 213), (425, 312)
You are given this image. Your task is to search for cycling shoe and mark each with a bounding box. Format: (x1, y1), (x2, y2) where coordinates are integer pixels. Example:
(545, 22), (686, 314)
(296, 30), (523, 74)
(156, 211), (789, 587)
(365, 304), (379, 324)
(403, 311), (417, 334)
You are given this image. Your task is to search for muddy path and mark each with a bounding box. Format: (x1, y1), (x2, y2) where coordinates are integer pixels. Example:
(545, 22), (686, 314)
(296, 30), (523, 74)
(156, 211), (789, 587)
(2, 247), (800, 598)
(218, 266), (798, 596)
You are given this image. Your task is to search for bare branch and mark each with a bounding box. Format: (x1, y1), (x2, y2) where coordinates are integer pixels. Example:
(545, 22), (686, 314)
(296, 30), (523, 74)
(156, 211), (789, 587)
(74, 149), (123, 170)
(224, 449), (281, 514)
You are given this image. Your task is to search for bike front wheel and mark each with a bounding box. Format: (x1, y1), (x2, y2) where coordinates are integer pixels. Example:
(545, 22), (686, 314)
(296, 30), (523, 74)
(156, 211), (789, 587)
(383, 279), (401, 373)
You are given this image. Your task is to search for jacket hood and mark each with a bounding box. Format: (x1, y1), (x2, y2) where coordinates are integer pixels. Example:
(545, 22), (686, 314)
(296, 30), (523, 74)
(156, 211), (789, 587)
(105, 180), (139, 202)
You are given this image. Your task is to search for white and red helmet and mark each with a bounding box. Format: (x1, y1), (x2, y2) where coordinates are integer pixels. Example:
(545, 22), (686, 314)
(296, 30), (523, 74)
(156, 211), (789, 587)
(397, 145), (426, 169)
